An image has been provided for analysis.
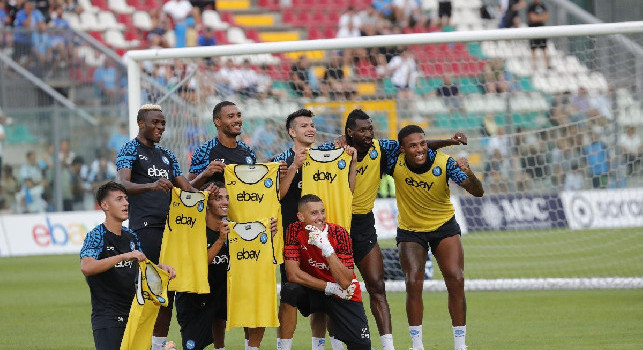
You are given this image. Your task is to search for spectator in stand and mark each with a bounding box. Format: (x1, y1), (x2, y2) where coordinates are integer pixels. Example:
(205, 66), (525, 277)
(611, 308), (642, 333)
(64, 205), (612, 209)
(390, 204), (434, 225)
(483, 58), (511, 94)
(184, 17), (198, 47)
(499, 0), (525, 28)
(93, 60), (120, 104)
(339, 6), (362, 33)
(16, 177), (46, 213)
(336, 20), (363, 66)
(436, 73), (461, 109)
(19, 150), (43, 185)
(290, 55), (317, 99)
(197, 28), (217, 46)
(386, 48), (417, 99)
(563, 161), (583, 191)
(33, 0), (48, 21)
(58, 139), (76, 167)
(320, 52), (355, 100)
(256, 64), (283, 100)
(358, 5), (382, 36)
(487, 127), (509, 157)
(0, 110), (5, 178)
(49, 5), (71, 64)
(237, 59), (259, 96)
(218, 58), (241, 96)
(585, 132), (609, 188)
(527, 0), (549, 69)
(569, 87), (598, 125)
(437, 0), (452, 28)
(619, 126), (641, 176)
(190, 0), (212, 12)
(108, 123), (129, 154)
(61, 0), (82, 14)
(1, 164), (20, 211)
(163, 0), (193, 23)
(373, 0), (394, 21)
(87, 155), (117, 193)
(69, 156), (87, 210)
(392, 0), (425, 28)
(31, 21), (51, 75)
(13, 1), (45, 65)
(0, 1), (9, 27)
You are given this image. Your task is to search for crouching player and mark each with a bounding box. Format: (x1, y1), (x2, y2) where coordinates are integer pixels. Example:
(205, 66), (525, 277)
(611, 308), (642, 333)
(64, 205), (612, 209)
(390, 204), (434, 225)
(279, 195), (371, 350)
(80, 181), (176, 350)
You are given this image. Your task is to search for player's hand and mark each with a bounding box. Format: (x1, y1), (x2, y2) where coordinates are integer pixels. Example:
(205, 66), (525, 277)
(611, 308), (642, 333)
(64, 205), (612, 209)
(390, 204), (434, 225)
(204, 183), (219, 196)
(456, 157), (471, 173)
(292, 147), (308, 169)
(158, 263), (176, 280)
(334, 134), (347, 148)
(204, 160), (226, 176)
(324, 282), (355, 300)
(345, 145), (357, 163)
(452, 132), (468, 145)
(124, 250), (146, 262)
(306, 224), (334, 257)
(278, 161), (288, 180)
(150, 178), (173, 192)
(218, 220), (230, 243)
(270, 217), (278, 238)
(163, 341), (177, 350)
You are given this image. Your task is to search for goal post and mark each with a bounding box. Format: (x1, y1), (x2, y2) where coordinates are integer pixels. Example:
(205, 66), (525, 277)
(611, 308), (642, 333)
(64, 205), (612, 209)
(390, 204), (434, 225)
(125, 21), (643, 291)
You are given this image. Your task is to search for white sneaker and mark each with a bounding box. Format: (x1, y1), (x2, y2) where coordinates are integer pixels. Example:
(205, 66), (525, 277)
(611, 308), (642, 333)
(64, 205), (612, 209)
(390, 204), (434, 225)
(455, 347), (468, 350)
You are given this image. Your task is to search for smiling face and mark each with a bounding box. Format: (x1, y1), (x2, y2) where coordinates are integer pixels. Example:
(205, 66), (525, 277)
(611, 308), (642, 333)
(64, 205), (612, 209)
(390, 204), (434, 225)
(297, 200), (326, 231)
(215, 104), (242, 137)
(400, 132), (428, 168)
(138, 110), (166, 143)
(101, 190), (129, 222)
(289, 116), (316, 147)
(347, 118), (374, 151)
(207, 187), (229, 218)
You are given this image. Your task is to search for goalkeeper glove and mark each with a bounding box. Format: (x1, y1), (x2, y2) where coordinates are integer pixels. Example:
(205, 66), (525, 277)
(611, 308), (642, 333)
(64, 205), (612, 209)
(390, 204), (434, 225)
(324, 282), (356, 300)
(305, 224), (334, 257)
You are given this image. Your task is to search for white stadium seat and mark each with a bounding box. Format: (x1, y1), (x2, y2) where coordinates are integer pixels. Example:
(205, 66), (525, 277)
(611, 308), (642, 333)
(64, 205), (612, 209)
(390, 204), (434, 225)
(132, 11), (153, 31)
(98, 11), (126, 31)
(202, 10), (230, 30)
(108, 0), (135, 14)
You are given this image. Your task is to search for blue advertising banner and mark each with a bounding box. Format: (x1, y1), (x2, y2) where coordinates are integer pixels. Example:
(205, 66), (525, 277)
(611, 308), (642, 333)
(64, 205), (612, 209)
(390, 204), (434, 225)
(459, 194), (568, 232)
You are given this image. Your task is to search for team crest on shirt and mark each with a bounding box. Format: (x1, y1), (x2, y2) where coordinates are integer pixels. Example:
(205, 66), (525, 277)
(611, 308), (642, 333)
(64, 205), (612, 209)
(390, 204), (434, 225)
(186, 339), (195, 349)
(245, 156), (253, 164)
(338, 159), (346, 170)
(369, 149), (378, 159)
(433, 166), (442, 177)
(130, 241), (135, 251)
(264, 178), (273, 188)
(260, 233), (268, 244)
(161, 155), (170, 165)
(197, 201), (204, 212)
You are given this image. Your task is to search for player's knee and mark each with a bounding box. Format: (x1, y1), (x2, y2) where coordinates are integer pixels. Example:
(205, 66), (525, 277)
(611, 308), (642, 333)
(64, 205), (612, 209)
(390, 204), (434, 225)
(365, 278), (386, 297)
(280, 282), (304, 306)
(404, 272), (425, 292)
(443, 268), (465, 289)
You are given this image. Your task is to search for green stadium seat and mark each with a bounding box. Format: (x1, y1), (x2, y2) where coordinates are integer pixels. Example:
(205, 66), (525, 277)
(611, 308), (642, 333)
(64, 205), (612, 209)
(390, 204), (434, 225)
(6, 125), (39, 144)
(519, 76), (534, 92)
(382, 78), (397, 95)
(466, 42), (485, 59)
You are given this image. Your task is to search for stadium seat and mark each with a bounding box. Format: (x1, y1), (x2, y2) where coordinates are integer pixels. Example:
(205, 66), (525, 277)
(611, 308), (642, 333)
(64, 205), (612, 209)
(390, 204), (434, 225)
(281, 9), (295, 25)
(308, 27), (322, 40)
(214, 31), (230, 45)
(258, 0), (280, 10)
(202, 10), (230, 30)
(421, 0), (438, 11)
(78, 0), (100, 13)
(132, 11), (153, 31)
(227, 27), (253, 44)
(220, 12), (236, 26)
(98, 11), (126, 31)
(93, 0), (110, 10)
(108, 0), (135, 13)
(63, 12), (81, 30)
(245, 29), (261, 42)
(117, 13), (133, 27)
(80, 12), (101, 31)
(105, 30), (136, 48)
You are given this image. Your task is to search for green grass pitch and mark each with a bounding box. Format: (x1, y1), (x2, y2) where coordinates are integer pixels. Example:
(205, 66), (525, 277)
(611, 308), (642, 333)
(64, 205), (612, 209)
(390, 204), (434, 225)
(1, 231), (641, 349)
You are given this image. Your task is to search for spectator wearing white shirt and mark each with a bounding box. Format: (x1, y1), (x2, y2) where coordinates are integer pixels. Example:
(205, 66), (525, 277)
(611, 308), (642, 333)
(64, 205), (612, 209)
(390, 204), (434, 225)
(339, 6), (362, 32)
(563, 162), (584, 191)
(19, 151), (43, 185)
(217, 59), (242, 96)
(162, 0), (193, 23)
(386, 48), (417, 99)
(619, 126), (641, 176)
(336, 21), (363, 66)
(392, 0), (424, 28)
(237, 59), (259, 96)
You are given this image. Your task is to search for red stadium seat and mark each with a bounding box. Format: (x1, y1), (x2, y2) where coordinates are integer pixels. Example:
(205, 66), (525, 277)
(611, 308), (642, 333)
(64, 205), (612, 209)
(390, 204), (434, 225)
(214, 30), (229, 45)
(117, 13), (132, 27)
(355, 59), (377, 78)
(311, 11), (328, 26)
(307, 27), (322, 40)
(282, 8), (295, 25)
(245, 28), (260, 42)
(124, 29), (141, 41)
(323, 26), (336, 39)
(292, 11), (310, 27)
(220, 12), (236, 26)
(94, 0), (109, 10)
(89, 31), (103, 42)
(258, 0), (279, 10)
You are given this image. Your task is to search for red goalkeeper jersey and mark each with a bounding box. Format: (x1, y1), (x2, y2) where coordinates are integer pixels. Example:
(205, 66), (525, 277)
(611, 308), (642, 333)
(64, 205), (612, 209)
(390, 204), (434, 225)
(284, 221), (362, 302)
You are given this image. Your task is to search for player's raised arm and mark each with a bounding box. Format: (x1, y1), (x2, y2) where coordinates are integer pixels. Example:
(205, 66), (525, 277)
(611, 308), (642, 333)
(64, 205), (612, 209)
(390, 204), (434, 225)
(279, 148), (307, 199)
(117, 168), (173, 194)
(80, 250), (146, 277)
(188, 160), (225, 189)
(426, 132), (468, 149)
(455, 157), (484, 197)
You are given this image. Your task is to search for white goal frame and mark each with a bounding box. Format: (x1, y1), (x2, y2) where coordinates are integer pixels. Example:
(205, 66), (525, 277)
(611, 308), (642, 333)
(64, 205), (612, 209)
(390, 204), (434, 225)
(125, 22), (643, 291)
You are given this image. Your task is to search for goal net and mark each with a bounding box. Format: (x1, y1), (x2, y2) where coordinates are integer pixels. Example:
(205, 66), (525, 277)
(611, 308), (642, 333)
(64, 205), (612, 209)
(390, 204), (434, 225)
(127, 22), (643, 291)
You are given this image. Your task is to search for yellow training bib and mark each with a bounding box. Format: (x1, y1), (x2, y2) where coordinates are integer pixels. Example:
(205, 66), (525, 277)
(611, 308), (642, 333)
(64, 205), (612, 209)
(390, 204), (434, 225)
(352, 140), (383, 215)
(224, 163), (282, 264)
(392, 152), (455, 232)
(160, 188), (209, 293)
(226, 218), (279, 329)
(302, 148), (353, 231)
(120, 260), (169, 350)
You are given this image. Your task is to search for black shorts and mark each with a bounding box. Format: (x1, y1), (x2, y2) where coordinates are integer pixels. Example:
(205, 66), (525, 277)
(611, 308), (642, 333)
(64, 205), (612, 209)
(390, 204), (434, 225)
(438, 1), (452, 18)
(281, 283), (371, 348)
(396, 216), (461, 254)
(530, 38), (548, 49)
(350, 212), (378, 264)
(93, 327), (125, 350)
(175, 281), (226, 350)
(280, 263), (289, 287)
(135, 226), (164, 264)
